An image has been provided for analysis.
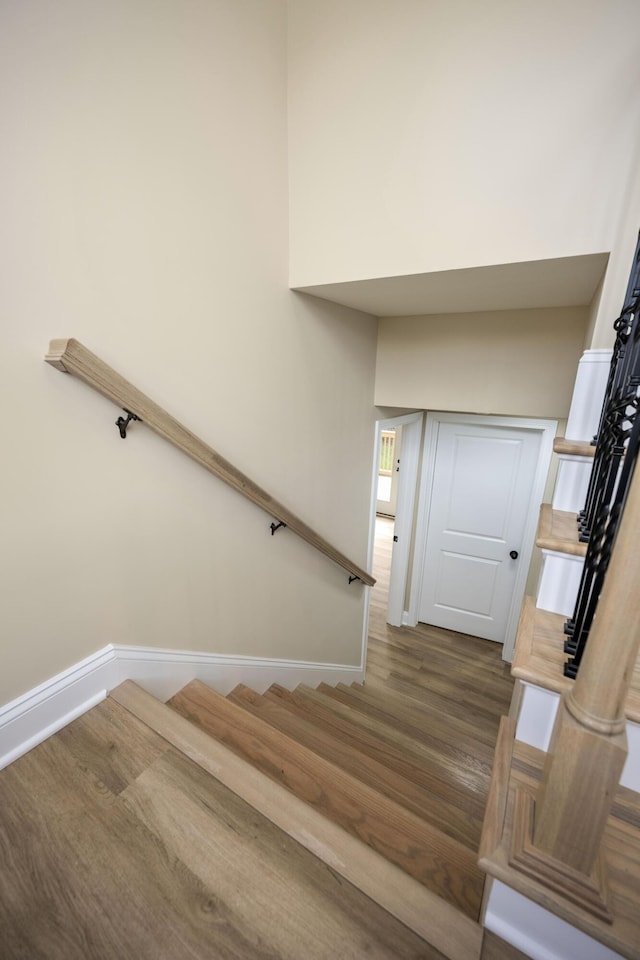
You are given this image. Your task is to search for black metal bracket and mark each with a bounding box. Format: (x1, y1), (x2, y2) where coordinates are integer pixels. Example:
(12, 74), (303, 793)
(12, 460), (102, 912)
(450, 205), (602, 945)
(116, 409), (141, 439)
(348, 575), (361, 585)
(270, 521), (287, 536)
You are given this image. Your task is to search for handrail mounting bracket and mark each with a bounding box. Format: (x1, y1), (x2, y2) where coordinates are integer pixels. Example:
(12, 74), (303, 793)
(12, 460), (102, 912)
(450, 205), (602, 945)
(116, 409), (141, 439)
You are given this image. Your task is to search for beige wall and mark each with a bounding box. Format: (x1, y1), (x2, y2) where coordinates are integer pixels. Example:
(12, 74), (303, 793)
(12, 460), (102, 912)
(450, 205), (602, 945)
(288, 0), (640, 288)
(589, 153), (640, 350)
(584, 275), (606, 350)
(0, 0), (377, 707)
(375, 308), (588, 418)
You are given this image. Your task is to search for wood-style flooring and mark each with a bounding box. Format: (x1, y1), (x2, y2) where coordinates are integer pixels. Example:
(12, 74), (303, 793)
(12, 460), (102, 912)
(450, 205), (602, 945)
(0, 515), (514, 959)
(0, 698), (442, 960)
(365, 517), (514, 874)
(367, 516), (513, 757)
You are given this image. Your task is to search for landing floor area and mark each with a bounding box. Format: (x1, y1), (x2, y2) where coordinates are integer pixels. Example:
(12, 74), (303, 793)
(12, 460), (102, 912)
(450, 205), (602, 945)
(365, 516), (514, 859)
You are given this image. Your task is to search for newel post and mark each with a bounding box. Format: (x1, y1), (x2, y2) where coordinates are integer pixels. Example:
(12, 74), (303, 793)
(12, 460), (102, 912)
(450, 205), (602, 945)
(532, 459), (640, 876)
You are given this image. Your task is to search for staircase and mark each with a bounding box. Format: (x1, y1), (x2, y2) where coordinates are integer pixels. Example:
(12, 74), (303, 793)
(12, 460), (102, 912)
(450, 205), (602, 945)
(0, 507), (515, 960)
(479, 429), (640, 954)
(108, 659), (510, 960)
(510, 439), (640, 776)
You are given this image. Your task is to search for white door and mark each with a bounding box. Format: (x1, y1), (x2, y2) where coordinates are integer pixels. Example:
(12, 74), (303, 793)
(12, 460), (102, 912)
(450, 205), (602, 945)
(417, 416), (542, 643)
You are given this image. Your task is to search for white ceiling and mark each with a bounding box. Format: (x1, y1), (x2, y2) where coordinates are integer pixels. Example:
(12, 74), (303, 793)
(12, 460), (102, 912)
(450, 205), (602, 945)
(292, 253), (609, 318)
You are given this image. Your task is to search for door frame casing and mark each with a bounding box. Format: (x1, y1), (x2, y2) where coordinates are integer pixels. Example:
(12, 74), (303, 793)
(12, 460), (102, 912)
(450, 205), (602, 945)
(407, 412), (557, 661)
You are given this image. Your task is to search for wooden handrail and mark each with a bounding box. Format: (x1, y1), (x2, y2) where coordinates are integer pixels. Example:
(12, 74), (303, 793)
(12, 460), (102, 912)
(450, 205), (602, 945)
(44, 339), (375, 587)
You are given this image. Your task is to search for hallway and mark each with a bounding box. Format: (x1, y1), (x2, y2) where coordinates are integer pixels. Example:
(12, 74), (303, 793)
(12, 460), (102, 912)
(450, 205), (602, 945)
(364, 516), (515, 853)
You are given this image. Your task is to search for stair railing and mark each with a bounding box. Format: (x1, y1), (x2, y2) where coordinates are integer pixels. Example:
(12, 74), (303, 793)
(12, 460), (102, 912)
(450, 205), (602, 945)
(578, 235), (640, 542)
(527, 448), (640, 903)
(44, 338), (375, 587)
(563, 234), (640, 677)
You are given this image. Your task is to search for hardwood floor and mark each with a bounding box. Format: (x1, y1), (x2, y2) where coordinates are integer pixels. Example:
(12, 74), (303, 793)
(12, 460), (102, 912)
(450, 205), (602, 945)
(367, 516), (513, 766)
(162, 517), (513, 925)
(0, 698), (443, 960)
(169, 679), (485, 919)
(363, 516), (514, 884)
(0, 514), (514, 958)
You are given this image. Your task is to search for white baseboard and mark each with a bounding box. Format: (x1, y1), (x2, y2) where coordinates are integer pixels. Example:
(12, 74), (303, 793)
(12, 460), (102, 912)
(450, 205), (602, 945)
(484, 879), (625, 960)
(115, 645), (364, 701)
(0, 645), (364, 771)
(0, 646), (118, 770)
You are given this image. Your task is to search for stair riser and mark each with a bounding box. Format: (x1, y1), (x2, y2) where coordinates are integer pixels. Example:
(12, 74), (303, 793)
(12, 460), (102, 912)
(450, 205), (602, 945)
(536, 552), (584, 617)
(515, 682), (640, 793)
(552, 458), (592, 513)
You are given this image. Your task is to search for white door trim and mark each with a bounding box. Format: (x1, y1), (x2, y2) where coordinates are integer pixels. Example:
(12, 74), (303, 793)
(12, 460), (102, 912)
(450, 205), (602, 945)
(387, 413), (424, 626)
(407, 412), (556, 661)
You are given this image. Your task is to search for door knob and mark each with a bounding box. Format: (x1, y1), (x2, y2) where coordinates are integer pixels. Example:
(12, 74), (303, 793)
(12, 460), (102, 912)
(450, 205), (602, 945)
(510, 550), (519, 560)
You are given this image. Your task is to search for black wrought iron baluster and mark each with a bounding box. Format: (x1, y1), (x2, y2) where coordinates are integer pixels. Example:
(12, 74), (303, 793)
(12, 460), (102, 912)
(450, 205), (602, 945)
(578, 251), (640, 540)
(578, 391), (634, 544)
(565, 405), (640, 676)
(564, 232), (640, 677)
(564, 504), (617, 674)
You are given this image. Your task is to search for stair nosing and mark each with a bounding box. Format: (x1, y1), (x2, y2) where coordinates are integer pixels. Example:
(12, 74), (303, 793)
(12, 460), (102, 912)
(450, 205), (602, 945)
(553, 436), (596, 458)
(536, 503), (587, 558)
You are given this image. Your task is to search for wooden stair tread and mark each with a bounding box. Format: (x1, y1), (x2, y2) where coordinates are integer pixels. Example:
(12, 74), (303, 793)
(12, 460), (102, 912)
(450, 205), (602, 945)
(109, 680), (481, 960)
(370, 659), (508, 723)
(512, 596), (640, 723)
(317, 682), (496, 778)
(235, 683), (484, 849)
(367, 629), (513, 697)
(168, 680), (485, 920)
(367, 630), (512, 681)
(365, 672), (503, 742)
(289, 683), (493, 794)
(320, 681), (500, 757)
(553, 436), (596, 458)
(479, 718), (640, 959)
(536, 504), (587, 557)
(366, 641), (510, 719)
(55, 695), (168, 794)
(122, 741), (438, 960)
(511, 596), (573, 696)
(481, 930), (531, 960)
